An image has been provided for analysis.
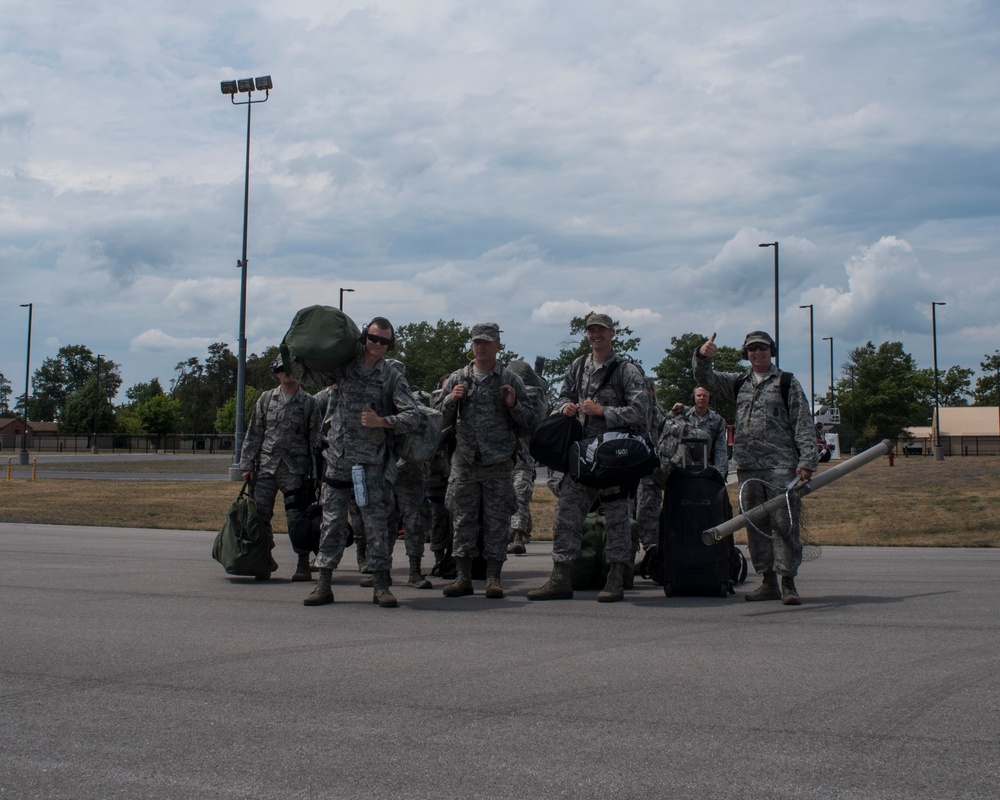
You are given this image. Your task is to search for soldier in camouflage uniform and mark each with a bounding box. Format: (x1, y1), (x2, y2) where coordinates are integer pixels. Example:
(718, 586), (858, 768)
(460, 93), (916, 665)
(694, 331), (817, 605)
(528, 313), (651, 603)
(439, 323), (538, 599)
(240, 359), (323, 581)
(634, 378), (668, 555)
(665, 386), (729, 477)
(504, 359), (549, 555)
(304, 318), (422, 609)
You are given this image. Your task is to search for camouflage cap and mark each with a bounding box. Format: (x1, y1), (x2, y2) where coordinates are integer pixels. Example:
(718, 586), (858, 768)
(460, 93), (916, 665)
(270, 356), (286, 374)
(471, 322), (501, 342)
(585, 313), (614, 330)
(743, 331), (775, 349)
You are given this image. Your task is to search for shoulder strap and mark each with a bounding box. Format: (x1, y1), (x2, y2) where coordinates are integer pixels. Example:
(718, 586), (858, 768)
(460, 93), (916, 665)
(735, 371), (792, 412)
(577, 356), (621, 400)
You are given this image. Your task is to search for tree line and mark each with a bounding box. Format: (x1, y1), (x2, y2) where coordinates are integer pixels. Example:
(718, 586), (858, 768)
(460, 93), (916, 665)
(2, 315), (997, 451)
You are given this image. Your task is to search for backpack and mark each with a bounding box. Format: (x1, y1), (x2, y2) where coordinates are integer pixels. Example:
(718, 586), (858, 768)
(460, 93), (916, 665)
(211, 481), (275, 578)
(279, 305), (362, 387)
(382, 374), (447, 464)
(568, 431), (659, 490)
(529, 414), (583, 473)
(734, 370), (793, 411)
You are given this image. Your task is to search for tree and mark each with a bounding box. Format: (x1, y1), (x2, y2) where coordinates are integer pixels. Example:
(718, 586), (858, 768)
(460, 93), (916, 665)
(59, 375), (115, 434)
(171, 357), (214, 434)
(651, 332), (744, 421)
(394, 320), (473, 393)
(205, 342), (238, 409)
(215, 386), (263, 435)
(915, 366), (973, 408)
(246, 345), (281, 393)
(29, 345), (121, 422)
(125, 378), (165, 405)
(0, 372), (11, 416)
(973, 351), (1000, 406)
(540, 313), (641, 390)
(135, 394), (182, 448)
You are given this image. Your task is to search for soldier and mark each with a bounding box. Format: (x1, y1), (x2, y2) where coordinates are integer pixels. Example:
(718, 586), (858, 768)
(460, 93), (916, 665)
(504, 360), (549, 555)
(664, 386), (729, 478)
(239, 358), (323, 581)
(694, 331), (817, 604)
(438, 323), (538, 599)
(634, 378), (668, 558)
(304, 317), (422, 608)
(527, 313), (650, 603)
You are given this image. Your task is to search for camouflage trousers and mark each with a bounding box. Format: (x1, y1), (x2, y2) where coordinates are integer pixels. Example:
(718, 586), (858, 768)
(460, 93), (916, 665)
(427, 493), (452, 554)
(316, 462), (393, 573)
(252, 463), (309, 555)
(736, 467), (803, 577)
(551, 475), (632, 566)
(390, 462), (427, 559)
(445, 460), (516, 562)
(510, 460), (536, 540)
(633, 473), (662, 550)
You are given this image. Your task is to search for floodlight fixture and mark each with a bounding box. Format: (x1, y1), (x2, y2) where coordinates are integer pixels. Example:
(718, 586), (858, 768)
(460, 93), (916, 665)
(220, 80), (238, 95)
(254, 75), (273, 91)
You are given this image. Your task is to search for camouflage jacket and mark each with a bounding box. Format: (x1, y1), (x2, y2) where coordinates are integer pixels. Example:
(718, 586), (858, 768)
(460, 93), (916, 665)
(555, 352), (650, 437)
(323, 357), (423, 469)
(239, 387), (323, 476)
(440, 362), (537, 468)
(693, 351), (817, 473)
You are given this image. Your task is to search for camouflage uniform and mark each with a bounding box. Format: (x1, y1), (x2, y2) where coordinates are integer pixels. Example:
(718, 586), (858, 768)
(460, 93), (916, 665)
(551, 353), (650, 565)
(694, 353), (817, 577)
(634, 401), (667, 550)
(239, 387), (323, 559)
(441, 363), (537, 562)
(391, 458), (429, 559)
(315, 358), (422, 573)
(509, 442), (536, 542)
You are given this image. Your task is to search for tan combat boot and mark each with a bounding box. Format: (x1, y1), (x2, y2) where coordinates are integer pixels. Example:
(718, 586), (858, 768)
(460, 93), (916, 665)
(303, 568), (334, 606)
(526, 562), (574, 601)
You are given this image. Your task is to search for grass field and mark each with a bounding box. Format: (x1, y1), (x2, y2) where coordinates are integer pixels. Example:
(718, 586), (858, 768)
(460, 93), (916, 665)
(2, 453), (998, 546)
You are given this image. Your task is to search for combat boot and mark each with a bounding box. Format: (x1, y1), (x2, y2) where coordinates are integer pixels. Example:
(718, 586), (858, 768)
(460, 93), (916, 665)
(356, 537), (370, 574)
(407, 556), (432, 589)
(360, 572), (392, 588)
(303, 568), (333, 606)
(526, 562), (574, 601)
(442, 557), (474, 597)
(597, 563), (625, 603)
(372, 570), (398, 608)
(484, 560), (505, 599)
(781, 576), (802, 605)
(745, 571), (781, 602)
(507, 531), (527, 555)
(292, 552), (313, 582)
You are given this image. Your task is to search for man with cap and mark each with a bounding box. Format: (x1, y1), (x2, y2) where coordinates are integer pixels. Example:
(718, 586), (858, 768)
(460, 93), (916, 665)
(240, 357), (324, 581)
(528, 312), (650, 603)
(694, 331), (817, 604)
(437, 323), (538, 599)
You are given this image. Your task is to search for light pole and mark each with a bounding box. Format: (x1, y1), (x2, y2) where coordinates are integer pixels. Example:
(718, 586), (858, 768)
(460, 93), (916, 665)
(932, 301), (946, 460)
(799, 304), (814, 415)
(18, 303), (32, 465)
(339, 287), (355, 311)
(221, 75), (272, 480)
(759, 241), (779, 368)
(822, 336), (834, 406)
(849, 365), (857, 454)
(92, 354), (104, 455)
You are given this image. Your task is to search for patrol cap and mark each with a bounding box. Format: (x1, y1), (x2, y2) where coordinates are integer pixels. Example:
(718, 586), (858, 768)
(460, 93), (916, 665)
(471, 323), (501, 342)
(742, 331), (775, 350)
(584, 313), (614, 330)
(270, 356), (286, 374)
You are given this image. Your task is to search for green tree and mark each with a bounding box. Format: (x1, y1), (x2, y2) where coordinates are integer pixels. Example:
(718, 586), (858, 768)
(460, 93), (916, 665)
(30, 345), (121, 422)
(915, 366), (973, 408)
(215, 386), (263, 435)
(125, 378), (165, 404)
(394, 320), (473, 392)
(136, 394), (182, 448)
(651, 332), (743, 421)
(59, 374), (116, 434)
(973, 351), (1000, 406)
(246, 345), (281, 393)
(0, 372), (11, 416)
(540, 313), (642, 390)
(171, 357), (214, 434)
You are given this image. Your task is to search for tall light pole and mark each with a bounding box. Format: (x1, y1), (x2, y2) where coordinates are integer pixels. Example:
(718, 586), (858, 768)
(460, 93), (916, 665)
(932, 301), (946, 459)
(849, 365), (857, 454)
(92, 354), (104, 455)
(221, 74), (272, 480)
(759, 241), (779, 368)
(18, 303), (32, 465)
(799, 304), (814, 415)
(339, 287), (355, 311)
(822, 336), (834, 406)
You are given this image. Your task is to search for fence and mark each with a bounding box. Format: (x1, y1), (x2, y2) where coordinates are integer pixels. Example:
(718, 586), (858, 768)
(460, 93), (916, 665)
(899, 436), (1000, 457)
(0, 433), (235, 455)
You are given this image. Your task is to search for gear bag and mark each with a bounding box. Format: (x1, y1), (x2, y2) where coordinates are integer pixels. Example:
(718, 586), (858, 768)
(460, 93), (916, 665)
(279, 305), (362, 387)
(568, 431), (659, 489)
(529, 414), (583, 473)
(212, 481), (274, 577)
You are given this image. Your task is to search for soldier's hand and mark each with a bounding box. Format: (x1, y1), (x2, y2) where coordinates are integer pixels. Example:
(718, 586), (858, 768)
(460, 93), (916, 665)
(797, 467), (814, 482)
(671, 402), (686, 415)
(500, 384), (516, 408)
(581, 398), (605, 417)
(361, 405), (385, 429)
(241, 470), (253, 481)
(699, 332), (717, 359)
(450, 383), (467, 402)
(562, 402), (580, 417)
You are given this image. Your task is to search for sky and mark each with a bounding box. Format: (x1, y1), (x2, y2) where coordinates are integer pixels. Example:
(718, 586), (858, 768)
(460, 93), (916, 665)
(2, 0), (999, 407)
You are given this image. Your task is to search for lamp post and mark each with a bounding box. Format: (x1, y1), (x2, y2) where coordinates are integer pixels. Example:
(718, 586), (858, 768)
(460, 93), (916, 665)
(759, 241), (779, 368)
(849, 365), (857, 454)
(339, 287), (355, 311)
(799, 304), (814, 416)
(822, 336), (834, 406)
(932, 301), (946, 460)
(92, 354), (103, 455)
(18, 303), (32, 465)
(221, 74), (272, 480)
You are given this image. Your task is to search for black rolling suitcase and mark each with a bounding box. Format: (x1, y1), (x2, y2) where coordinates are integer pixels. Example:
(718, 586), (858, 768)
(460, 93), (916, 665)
(659, 439), (732, 598)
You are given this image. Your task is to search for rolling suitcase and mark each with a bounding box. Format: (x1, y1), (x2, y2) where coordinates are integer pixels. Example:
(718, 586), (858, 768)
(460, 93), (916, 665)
(659, 439), (732, 598)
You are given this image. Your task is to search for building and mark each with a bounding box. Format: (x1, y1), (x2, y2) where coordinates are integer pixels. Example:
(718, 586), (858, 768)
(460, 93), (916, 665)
(906, 407), (1000, 456)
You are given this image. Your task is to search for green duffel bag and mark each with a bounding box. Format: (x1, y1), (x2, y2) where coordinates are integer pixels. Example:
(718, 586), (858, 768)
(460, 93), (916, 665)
(570, 511), (639, 591)
(279, 305), (362, 387)
(212, 482), (275, 578)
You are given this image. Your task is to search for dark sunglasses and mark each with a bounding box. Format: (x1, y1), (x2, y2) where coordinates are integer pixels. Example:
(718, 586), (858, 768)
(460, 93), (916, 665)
(746, 343), (771, 353)
(367, 333), (392, 347)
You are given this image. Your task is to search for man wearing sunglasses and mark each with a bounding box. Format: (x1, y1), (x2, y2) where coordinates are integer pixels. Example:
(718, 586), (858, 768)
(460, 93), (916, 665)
(694, 330), (818, 605)
(305, 317), (423, 609)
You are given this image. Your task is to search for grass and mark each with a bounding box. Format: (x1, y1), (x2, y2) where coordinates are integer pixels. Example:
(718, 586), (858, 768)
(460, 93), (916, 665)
(1, 454), (998, 547)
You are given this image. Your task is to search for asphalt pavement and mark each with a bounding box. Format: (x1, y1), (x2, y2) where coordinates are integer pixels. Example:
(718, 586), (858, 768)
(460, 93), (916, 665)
(1, 521), (997, 799)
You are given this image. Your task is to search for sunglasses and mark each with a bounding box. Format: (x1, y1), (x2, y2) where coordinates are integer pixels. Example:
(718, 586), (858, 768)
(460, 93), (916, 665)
(746, 343), (771, 353)
(367, 333), (392, 347)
